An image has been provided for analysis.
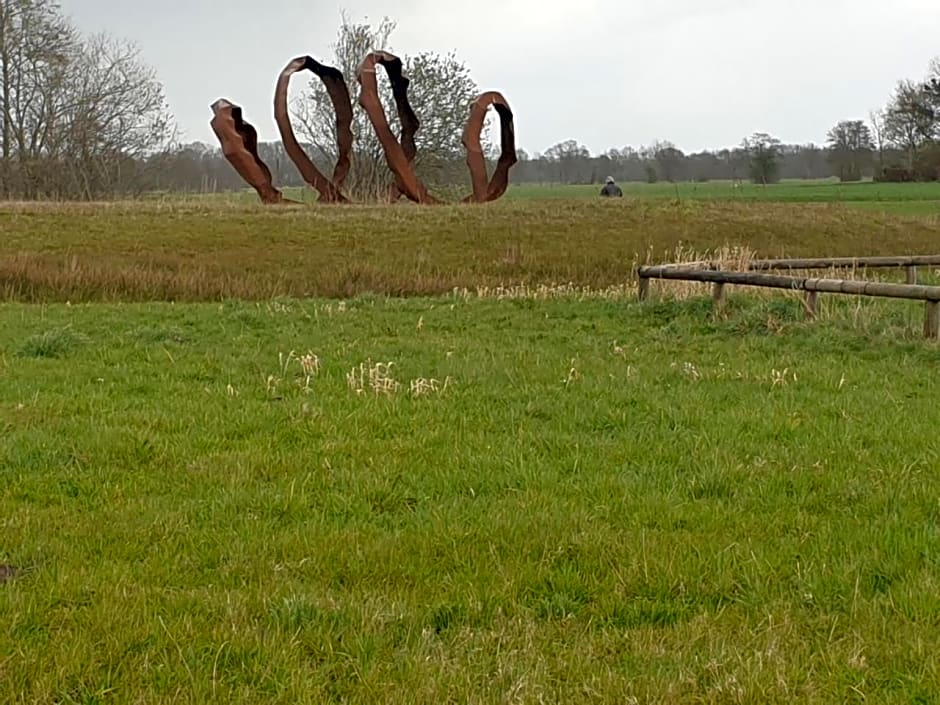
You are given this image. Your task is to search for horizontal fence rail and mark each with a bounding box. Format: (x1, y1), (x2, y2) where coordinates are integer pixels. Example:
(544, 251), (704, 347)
(747, 255), (940, 271)
(657, 254), (940, 285)
(636, 265), (940, 339)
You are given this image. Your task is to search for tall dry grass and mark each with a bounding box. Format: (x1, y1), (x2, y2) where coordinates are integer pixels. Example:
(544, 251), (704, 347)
(1, 199), (938, 302)
(635, 243), (902, 303)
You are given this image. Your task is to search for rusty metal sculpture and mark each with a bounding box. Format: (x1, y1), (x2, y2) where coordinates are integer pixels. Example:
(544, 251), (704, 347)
(209, 99), (286, 204)
(211, 46), (516, 205)
(357, 51), (438, 205)
(274, 56), (352, 203)
(463, 91), (517, 203)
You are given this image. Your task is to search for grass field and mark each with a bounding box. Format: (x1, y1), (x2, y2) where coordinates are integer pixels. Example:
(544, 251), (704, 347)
(2, 198), (940, 302)
(3, 191), (940, 702)
(2, 293), (940, 703)
(502, 180), (940, 216)
(172, 179), (940, 218)
(507, 179), (940, 205)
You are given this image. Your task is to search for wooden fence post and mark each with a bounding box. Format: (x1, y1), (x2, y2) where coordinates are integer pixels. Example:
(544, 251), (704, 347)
(907, 266), (918, 285)
(712, 283), (726, 310)
(638, 275), (650, 302)
(804, 291), (819, 320)
(926, 300), (940, 339)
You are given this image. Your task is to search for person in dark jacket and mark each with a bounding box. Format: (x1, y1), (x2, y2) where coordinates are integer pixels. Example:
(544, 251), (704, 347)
(600, 176), (623, 197)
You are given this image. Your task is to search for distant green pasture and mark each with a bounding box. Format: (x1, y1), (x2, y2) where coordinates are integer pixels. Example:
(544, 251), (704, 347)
(504, 180), (940, 217)
(166, 179), (940, 218)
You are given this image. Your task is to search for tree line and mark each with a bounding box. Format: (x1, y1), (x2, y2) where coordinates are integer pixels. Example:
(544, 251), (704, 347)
(0, 0), (173, 199)
(126, 49), (940, 193)
(1, 3), (938, 200)
(520, 55), (940, 188)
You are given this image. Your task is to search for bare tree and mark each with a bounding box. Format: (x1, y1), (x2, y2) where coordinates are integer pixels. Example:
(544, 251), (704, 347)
(544, 139), (591, 183)
(792, 143), (824, 179)
(402, 50), (484, 188)
(925, 55), (940, 93)
(742, 132), (782, 184)
(54, 33), (175, 198)
(0, 0), (75, 197)
(826, 120), (873, 182)
(292, 12), (483, 200)
(651, 140), (684, 182)
(924, 57), (940, 123)
(884, 80), (935, 171)
(868, 108), (888, 173)
(0, 0), (173, 199)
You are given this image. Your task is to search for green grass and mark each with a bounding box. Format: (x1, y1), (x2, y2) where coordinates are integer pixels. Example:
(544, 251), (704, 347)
(847, 199), (940, 217)
(3, 191), (940, 701)
(166, 178), (940, 216)
(15, 326), (86, 359)
(504, 180), (940, 215)
(2, 293), (940, 702)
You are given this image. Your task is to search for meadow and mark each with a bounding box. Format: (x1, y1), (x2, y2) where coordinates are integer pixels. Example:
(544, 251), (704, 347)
(2, 187), (940, 703)
(2, 195), (940, 302)
(512, 177), (940, 198)
(171, 179), (940, 218)
(503, 180), (940, 217)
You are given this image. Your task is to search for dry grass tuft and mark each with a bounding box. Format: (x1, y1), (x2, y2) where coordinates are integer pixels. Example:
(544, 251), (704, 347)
(637, 243), (920, 324)
(635, 244), (758, 300)
(347, 361), (401, 396)
(409, 377), (453, 397)
(345, 361), (453, 397)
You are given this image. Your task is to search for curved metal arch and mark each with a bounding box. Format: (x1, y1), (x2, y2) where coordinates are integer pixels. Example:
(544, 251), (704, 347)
(462, 91), (518, 203)
(210, 47), (519, 206)
(274, 56), (353, 203)
(356, 51), (438, 205)
(210, 99), (286, 205)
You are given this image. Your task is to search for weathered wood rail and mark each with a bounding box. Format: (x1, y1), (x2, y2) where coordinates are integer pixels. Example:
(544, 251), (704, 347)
(658, 254), (940, 285)
(637, 265), (940, 339)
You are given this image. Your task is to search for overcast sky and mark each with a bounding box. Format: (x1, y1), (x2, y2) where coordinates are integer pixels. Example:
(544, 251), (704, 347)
(60, 0), (939, 155)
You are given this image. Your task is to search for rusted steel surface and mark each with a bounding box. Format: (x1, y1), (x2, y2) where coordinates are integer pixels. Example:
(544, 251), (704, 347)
(357, 51), (438, 204)
(209, 99), (285, 204)
(274, 56), (351, 202)
(463, 92), (517, 203)
(210, 44), (518, 205)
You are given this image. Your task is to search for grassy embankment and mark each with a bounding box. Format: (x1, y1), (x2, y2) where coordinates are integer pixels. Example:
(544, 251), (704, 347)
(1, 198), (939, 302)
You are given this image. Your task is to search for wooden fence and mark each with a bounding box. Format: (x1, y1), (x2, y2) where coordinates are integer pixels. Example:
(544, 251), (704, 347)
(657, 255), (940, 285)
(637, 256), (940, 339)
